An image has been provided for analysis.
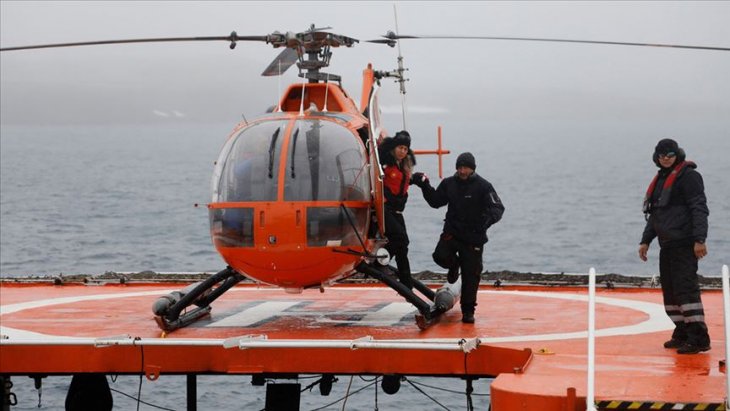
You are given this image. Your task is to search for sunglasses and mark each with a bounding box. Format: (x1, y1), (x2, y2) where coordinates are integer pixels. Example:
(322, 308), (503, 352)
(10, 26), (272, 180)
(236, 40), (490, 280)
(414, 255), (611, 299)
(657, 152), (676, 159)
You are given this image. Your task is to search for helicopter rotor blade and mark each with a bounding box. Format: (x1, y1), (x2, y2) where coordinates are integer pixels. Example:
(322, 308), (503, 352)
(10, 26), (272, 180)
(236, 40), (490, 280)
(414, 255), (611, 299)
(0, 32), (269, 52)
(366, 34), (730, 52)
(262, 47), (300, 76)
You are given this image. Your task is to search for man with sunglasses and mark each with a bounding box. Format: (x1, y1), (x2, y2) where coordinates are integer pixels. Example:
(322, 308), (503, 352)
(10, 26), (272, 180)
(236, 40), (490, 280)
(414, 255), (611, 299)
(639, 138), (710, 354)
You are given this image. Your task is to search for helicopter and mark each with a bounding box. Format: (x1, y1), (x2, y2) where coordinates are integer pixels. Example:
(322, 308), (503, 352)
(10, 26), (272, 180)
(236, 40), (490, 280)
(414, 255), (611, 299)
(149, 26), (457, 330)
(1, 25), (457, 331)
(2, 22), (728, 332)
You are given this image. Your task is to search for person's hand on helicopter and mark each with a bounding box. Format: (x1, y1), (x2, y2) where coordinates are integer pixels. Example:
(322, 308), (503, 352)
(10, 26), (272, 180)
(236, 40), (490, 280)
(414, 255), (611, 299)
(410, 172), (430, 188)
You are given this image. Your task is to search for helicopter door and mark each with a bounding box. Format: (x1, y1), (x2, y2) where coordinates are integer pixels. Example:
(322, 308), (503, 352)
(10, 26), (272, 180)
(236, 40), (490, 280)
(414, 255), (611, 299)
(284, 119), (371, 247)
(367, 82), (386, 236)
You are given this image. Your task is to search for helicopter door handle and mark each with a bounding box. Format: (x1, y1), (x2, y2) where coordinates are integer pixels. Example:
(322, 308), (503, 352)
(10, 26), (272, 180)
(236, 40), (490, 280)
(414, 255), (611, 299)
(259, 210), (265, 227)
(296, 210), (301, 226)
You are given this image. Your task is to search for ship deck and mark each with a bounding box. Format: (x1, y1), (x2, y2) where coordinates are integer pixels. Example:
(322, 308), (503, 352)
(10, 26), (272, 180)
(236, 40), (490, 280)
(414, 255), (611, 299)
(0, 281), (727, 410)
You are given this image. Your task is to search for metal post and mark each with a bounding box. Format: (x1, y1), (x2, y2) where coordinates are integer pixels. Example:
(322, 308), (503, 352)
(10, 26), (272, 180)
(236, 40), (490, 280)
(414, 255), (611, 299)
(1, 376), (12, 411)
(437, 126), (443, 178)
(587, 267), (597, 411)
(722, 264), (729, 409)
(187, 374), (197, 411)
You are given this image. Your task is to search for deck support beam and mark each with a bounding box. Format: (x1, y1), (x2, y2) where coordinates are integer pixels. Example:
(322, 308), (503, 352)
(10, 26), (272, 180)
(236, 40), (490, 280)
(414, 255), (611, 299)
(187, 374), (197, 411)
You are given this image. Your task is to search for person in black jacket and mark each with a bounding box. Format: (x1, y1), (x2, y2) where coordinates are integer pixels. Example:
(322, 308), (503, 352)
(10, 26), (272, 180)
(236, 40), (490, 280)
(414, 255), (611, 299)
(411, 152), (504, 323)
(639, 138), (710, 354)
(378, 131), (417, 289)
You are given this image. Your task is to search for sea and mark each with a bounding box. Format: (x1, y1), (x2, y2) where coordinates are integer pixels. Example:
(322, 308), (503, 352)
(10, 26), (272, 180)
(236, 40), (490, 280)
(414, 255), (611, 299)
(1, 121), (728, 410)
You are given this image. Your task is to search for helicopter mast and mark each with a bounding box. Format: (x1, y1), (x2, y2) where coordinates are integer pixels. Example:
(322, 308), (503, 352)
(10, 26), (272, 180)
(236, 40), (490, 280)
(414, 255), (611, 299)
(393, 5), (409, 130)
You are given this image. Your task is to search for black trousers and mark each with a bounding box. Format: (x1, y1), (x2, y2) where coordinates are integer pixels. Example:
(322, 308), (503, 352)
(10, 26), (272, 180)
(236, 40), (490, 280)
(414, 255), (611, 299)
(384, 209), (411, 286)
(659, 245), (710, 345)
(432, 234), (484, 315)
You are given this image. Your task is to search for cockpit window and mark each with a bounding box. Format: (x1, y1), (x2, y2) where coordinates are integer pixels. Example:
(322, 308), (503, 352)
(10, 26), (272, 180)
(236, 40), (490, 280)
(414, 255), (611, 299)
(285, 119), (369, 201)
(215, 121), (286, 202)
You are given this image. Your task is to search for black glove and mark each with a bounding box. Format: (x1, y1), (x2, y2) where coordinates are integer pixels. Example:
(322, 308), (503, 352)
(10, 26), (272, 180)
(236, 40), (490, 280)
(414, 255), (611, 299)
(410, 172), (429, 188)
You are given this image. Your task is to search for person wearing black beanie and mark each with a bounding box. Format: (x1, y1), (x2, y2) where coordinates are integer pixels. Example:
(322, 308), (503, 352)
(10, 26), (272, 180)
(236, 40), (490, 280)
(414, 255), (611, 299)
(455, 152), (476, 170)
(410, 152), (504, 324)
(639, 138), (710, 354)
(377, 130), (417, 289)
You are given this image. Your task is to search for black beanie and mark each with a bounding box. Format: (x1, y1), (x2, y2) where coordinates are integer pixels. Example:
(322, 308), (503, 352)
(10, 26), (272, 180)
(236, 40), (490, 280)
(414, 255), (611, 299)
(392, 130), (411, 148)
(653, 138), (685, 166)
(456, 152), (476, 170)
(654, 138), (679, 155)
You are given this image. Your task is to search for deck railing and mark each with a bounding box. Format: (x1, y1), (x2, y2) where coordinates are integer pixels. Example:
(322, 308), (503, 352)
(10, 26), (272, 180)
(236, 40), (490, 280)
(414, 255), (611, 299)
(722, 264), (729, 409)
(588, 264), (730, 410)
(587, 267), (598, 411)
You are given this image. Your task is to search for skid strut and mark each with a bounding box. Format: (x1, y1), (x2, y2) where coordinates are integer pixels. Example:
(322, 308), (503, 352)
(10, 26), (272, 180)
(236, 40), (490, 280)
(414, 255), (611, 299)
(355, 262), (459, 329)
(152, 267), (245, 332)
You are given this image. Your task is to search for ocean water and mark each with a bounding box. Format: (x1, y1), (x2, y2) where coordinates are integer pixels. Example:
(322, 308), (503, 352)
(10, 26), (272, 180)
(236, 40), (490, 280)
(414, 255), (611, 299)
(1, 122), (728, 410)
(5, 374), (491, 411)
(2, 122), (727, 277)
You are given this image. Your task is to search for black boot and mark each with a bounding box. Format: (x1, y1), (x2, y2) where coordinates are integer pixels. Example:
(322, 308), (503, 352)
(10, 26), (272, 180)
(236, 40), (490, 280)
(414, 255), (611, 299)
(678, 323), (711, 354)
(677, 342), (711, 354)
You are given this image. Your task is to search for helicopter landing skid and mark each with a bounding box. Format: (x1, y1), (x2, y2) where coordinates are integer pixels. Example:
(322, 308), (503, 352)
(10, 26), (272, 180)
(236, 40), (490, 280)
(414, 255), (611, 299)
(154, 305), (212, 332)
(414, 302), (452, 330)
(355, 262), (451, 329)
(414, 312), (443, 330)
(152, 266), (245, 332)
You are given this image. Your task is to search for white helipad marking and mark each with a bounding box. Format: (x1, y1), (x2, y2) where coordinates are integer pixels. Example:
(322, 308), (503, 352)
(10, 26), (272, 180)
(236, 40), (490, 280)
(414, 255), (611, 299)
(0, 288), (673, 342)
(208, 301), (300, 327)
(0, 290), (170, 339)
(344, 302), (415, 325)
(475, 290), (673, 343)
(310, 302), (416, 326)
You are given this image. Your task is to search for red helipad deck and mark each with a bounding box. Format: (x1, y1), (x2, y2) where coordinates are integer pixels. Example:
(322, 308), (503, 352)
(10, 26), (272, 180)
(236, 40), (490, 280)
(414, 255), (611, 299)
(0, 282), (726, 410)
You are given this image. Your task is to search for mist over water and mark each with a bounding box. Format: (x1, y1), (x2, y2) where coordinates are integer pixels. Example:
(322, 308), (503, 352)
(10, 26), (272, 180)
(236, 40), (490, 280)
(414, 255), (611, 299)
(1, 121), (728, 277)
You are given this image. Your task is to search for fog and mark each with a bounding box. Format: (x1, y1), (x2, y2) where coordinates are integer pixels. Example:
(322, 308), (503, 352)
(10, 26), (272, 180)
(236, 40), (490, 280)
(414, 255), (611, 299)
(1, 1), (729, 128)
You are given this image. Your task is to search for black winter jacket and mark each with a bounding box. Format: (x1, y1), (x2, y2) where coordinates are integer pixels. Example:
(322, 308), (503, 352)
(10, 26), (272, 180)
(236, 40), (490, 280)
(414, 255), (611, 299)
(641, 162), (709, 248)
(420, 172), (505, 246)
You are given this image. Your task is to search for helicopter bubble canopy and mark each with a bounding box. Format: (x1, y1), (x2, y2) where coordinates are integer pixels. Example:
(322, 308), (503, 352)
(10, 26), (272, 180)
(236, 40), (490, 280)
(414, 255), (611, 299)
(208, 116), (372, 288)
(212, 119), (370, 203)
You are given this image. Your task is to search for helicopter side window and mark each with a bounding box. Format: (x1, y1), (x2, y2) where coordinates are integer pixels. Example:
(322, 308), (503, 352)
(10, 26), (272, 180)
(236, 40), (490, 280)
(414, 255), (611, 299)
(210, 207), (254, 248)
(306, 207), (368, 247)
(284, 120), (369, 202)
(216, 121), (286, 202)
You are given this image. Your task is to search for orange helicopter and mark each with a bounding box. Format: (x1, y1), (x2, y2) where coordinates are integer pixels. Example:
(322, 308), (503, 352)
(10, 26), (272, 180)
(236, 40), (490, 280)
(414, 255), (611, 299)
(3, 25), (727, 332)
(154, 27), (455, 331)
(0, 25), (458, 331)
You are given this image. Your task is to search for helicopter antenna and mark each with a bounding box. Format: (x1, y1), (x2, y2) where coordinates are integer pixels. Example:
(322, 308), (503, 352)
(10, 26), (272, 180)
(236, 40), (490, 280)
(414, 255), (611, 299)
(323, 73), (330, 112)
(393, 5), (409, 130)
(298, 77), (307, 116)
(275, 60), (283, 112)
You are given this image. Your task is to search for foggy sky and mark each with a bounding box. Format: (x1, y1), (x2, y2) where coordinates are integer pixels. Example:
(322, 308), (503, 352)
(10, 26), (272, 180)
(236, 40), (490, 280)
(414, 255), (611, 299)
(1, 1), (729, 128)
